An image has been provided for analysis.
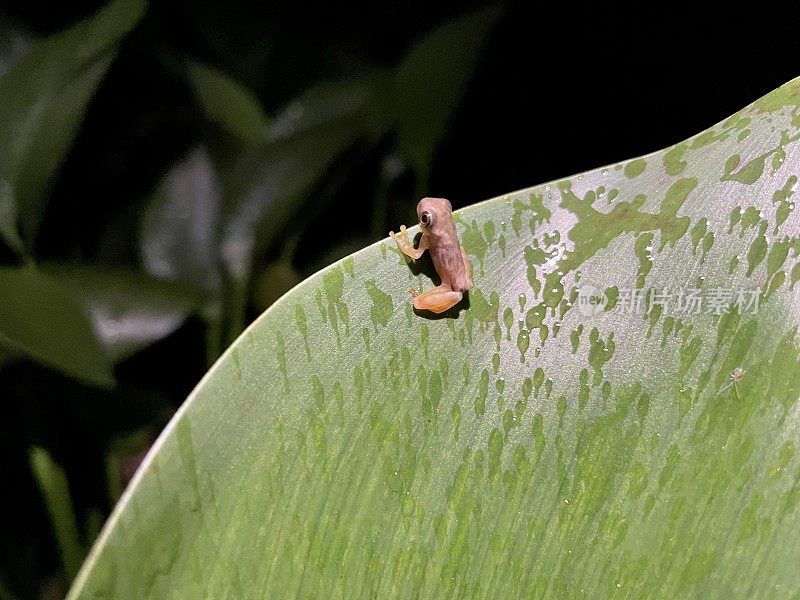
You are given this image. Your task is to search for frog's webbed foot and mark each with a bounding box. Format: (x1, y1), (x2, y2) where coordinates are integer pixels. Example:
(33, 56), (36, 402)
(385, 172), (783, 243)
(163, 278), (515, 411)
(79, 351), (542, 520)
(389, 224), (408, 242)
(389, 225), (428, 260)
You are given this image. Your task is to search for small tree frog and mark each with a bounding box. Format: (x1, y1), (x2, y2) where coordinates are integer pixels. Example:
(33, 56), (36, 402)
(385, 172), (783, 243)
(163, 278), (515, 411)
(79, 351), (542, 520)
(389, 197), (473, 313)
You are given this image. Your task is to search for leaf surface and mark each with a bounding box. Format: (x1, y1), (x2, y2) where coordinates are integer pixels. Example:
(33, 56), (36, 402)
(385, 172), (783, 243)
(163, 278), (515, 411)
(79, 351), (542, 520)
(71, 78), (800, 598)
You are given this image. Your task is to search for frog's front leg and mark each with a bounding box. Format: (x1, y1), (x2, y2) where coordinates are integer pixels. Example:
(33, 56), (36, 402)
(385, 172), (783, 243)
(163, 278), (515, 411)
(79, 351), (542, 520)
(411, 284), (463, 314)
(389, 225), (429, 260)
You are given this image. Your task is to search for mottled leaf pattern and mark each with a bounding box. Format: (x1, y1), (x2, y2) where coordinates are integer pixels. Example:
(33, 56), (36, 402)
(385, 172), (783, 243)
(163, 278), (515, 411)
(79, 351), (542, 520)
(71, 79), (800, 598)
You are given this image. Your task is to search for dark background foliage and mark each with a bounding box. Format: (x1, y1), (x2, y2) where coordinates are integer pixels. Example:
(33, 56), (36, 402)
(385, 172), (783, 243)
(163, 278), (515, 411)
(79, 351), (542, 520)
(1, 0), (799, 596)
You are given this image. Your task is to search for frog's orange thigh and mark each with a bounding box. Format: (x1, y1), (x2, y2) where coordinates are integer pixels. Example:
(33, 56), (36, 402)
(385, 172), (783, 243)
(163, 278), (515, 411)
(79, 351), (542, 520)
(411, 285), (463, 313)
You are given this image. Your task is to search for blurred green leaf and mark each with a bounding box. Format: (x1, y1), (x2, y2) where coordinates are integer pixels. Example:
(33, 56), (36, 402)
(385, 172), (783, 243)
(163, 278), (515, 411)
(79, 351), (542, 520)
(395, 5), (501, 193)
(0, 266), (113, 386)
(0, 24), (30, 256)
(0, 178), (25, 256)
(0, 345), (15, 366)
(140, 146), (223, 296)
(84, 509), (105, 550)
(267, 73), (392, 142)
(0, 0), (146, 246)
(186, 59), (270, 144)
(0, 17), (31, 75)
(42, 264), (202, 364)
(29, 447), (85, 582)
(70, 79), (800, 598)
(139, 146), (227, 363)
(0, 575), (12, 600)
(222, 76), (392, 284)
(218, 122), (363, 344)
(144, 76), (391, 308)
(221, 120), (364, 282)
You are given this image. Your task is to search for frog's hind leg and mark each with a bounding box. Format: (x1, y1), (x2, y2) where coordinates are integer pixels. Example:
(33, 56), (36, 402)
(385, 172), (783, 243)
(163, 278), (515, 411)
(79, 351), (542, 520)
(411, 285), (463, 314)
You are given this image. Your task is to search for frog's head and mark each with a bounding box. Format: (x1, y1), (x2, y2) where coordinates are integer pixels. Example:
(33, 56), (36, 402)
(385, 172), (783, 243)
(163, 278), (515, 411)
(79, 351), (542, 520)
(417, 197), (453, 238)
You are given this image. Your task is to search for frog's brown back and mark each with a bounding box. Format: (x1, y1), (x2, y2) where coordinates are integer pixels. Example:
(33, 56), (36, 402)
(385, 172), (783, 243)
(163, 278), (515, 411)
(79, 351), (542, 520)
(417, 196), (473, 293)
(431, 239), (472, 292)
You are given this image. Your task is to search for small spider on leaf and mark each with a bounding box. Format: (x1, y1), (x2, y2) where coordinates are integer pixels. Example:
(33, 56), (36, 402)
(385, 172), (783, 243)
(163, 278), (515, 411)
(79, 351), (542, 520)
(719, 367), (745, 399)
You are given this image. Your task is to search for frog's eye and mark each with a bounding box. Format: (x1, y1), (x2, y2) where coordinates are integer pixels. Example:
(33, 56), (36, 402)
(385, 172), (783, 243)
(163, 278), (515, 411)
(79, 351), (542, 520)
(420, 211), (434, 227)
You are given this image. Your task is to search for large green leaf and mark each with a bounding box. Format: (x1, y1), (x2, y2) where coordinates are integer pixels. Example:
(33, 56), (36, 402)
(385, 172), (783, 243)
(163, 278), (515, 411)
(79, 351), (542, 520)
(0, 0), (146, 247)
(70, 79), (800, 597)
